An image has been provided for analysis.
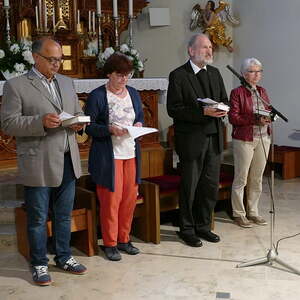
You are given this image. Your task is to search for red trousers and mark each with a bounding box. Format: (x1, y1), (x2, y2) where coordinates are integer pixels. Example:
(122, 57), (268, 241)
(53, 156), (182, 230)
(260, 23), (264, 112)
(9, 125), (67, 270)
(96, 158), (138, 247)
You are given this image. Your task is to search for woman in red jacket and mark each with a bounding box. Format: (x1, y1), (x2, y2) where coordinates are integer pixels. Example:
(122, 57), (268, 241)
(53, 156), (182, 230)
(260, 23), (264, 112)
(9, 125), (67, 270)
(228, 58), (271, 228)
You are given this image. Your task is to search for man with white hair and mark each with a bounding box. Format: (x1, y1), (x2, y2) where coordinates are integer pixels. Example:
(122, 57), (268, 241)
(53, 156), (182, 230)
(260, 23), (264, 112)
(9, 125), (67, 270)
(167, 33), (228, 247)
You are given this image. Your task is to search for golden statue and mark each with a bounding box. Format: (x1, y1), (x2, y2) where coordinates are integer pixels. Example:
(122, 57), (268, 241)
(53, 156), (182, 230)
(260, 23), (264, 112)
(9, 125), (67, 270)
(190, 1), (239, 52)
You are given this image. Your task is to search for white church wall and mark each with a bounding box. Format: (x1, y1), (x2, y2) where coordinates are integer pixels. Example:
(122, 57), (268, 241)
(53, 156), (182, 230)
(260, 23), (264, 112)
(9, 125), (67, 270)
(232, 0), (300, 146)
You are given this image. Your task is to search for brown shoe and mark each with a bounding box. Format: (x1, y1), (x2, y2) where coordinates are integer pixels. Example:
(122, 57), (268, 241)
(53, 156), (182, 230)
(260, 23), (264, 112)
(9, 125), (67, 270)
(248, 216), (267, 226)
(234, 216), (253, 228)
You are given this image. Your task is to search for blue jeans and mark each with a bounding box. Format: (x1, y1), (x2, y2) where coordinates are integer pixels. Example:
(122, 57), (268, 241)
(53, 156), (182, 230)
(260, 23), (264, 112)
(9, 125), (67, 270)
(24, 153), (76, 266)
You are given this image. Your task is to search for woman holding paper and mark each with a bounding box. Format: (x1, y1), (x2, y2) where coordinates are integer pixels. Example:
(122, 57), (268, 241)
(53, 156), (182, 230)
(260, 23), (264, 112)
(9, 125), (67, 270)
(228, 57), (271, 228)
(85, 53), (144, 261)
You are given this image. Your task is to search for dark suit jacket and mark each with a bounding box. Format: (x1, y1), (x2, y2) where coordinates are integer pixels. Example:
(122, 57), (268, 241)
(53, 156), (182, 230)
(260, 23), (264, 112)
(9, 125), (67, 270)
(167, 61), (228, 161)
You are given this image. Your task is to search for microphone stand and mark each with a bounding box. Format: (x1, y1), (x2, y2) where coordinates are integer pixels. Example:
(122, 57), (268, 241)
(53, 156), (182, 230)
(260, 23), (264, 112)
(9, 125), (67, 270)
(227, 67), (300, 275)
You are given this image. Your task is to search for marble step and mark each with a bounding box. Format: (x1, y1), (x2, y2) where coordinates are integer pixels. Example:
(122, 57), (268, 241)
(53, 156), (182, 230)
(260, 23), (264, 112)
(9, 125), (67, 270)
(0, 200), (23, 224)
(0, 224), (17, 252)
(0, 183), (23, 202)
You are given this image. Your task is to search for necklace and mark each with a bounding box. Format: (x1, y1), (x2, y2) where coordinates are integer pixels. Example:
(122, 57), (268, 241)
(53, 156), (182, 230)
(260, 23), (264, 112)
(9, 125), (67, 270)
(107, 83), (124, 95)
(113, 88), (124, 95)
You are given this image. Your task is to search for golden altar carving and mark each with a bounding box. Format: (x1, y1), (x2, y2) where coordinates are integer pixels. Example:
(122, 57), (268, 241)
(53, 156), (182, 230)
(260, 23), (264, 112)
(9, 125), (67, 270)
(0, 0), (148, 79)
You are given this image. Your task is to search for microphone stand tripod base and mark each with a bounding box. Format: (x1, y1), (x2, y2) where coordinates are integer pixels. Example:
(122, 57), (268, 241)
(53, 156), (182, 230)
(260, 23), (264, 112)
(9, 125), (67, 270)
(236, 249), (300, 275)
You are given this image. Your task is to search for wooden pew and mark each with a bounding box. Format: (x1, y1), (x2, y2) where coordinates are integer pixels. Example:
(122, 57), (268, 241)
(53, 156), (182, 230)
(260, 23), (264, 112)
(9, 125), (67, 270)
(268, 145), (300, 179)
(15, 186), (98, 260)
(76, 175), (161, 244)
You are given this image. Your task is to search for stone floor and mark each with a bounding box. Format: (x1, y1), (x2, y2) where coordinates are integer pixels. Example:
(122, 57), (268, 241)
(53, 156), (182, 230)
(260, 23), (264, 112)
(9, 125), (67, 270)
(1, 176), (300, 300)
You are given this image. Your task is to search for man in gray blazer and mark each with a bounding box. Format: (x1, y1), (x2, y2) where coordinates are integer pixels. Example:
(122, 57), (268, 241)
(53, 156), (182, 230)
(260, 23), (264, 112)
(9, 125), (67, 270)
(1, 38), (87, 286)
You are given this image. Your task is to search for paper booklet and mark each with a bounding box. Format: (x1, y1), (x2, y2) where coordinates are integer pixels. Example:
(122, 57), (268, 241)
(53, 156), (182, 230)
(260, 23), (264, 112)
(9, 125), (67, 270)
(113, 123), (158, 139)
(255, 109), (271, 117)
(59, 111), (91, 127)
(197, 98), (230, 112)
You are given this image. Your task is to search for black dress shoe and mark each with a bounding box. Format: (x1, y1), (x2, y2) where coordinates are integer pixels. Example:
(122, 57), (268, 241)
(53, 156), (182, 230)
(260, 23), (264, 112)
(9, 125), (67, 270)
(177, 232), (203, 247)
(196, 231), (220, 243)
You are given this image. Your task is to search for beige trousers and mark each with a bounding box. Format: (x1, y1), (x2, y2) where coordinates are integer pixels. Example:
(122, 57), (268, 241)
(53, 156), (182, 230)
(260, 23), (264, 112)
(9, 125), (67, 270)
(231, 137), (270, 218)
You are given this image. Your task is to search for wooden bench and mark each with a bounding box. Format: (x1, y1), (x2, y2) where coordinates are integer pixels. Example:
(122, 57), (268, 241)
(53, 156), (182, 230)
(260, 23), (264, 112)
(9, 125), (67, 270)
(76, 175), (161, 244)
(268, 145), (300, 179)
(15, 186), (98, 260)
(142, 126), (234, 239)
(143, 164), (233, 236)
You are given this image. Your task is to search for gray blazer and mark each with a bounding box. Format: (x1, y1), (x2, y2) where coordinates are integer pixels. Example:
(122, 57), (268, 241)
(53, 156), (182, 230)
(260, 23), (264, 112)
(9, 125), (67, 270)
(1, 69), (82, 187)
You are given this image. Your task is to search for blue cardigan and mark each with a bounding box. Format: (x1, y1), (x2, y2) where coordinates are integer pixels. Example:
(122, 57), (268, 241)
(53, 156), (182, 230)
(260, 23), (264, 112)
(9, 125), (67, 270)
(85, 85), (144, 192)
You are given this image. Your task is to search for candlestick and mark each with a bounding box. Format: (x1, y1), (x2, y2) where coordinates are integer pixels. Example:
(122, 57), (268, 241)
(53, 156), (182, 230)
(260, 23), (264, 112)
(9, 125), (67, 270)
(129, 0), (133, 17)
(92, 11), (95, 33)
(88, 10), (91, 32)
(39, 0), (42, 32)
(4, 6), (11, 44)
(44, 1), (47, 31)
(54, 7), (68, 31)
(96, 13), (103, 55)
(35, 6), (39, 30)
(96, 0), (101, 15)
(128, 16), (135, 49)
(52, 7), (55, 29)
(114, 17), (119, 49)
(113, 0), (118, 18)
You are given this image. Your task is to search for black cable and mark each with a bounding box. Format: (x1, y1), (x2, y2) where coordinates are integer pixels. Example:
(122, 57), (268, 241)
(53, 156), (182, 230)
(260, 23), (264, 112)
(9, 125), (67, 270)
(275, 233), (300, 253)
(255, 90), (276, 249)
(255, 89), (300, 252)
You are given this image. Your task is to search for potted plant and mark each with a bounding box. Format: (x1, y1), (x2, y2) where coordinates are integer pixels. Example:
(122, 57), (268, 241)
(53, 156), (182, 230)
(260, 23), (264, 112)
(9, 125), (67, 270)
(0, 39), (34, 80)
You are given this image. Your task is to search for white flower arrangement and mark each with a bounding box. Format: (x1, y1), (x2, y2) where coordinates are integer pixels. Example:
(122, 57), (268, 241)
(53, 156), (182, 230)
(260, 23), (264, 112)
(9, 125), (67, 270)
(0, 38), (34, 79)
(83, 39), (98, 57)
(98, 44), (145, 73)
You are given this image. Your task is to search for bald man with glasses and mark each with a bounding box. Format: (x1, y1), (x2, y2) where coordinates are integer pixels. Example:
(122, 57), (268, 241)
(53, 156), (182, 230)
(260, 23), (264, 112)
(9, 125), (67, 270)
(1, 38), (87, 286)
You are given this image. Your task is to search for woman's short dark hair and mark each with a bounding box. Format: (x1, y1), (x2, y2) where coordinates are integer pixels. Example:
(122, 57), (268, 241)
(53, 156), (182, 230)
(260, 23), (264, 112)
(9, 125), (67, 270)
(208, 1), (215, 11)
(103, 52), (133, 77)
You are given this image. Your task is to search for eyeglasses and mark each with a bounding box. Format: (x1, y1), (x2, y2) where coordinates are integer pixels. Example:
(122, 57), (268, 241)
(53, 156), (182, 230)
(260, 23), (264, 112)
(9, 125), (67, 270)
(115, 72), (133, 79)
(247, 70), (263, 74)
(37, 53), (64, 65)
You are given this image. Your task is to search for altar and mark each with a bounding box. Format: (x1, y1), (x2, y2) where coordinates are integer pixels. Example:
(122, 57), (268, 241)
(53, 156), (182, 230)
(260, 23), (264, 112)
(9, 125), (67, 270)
(0, 78), (169, 178)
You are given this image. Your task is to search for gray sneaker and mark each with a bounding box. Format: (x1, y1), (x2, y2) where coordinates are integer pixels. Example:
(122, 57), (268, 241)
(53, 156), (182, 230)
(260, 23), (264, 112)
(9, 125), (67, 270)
(248, 216), (268, 226)
(117, 241), (140, 255)
(234, 216), (253, 228)
(56, 257), (87, 275)
(104, 246), (122, 261)
(31, 265), (52, 286)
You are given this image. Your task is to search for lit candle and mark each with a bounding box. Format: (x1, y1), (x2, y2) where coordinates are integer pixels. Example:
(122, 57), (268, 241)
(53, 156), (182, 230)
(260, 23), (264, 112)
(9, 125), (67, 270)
(35, 6), (39, 29)
(92, 11), (95, 32)
(113, 0), (118, 18)
(4, 0), (9, 7)
(39, 0), (42, 30)
(88, 10), (91, 32)
(128, 0), (133, 17)
(96, 0), (101, 15)
(44, 1), (47, 30)
(52, 7), (55, 29)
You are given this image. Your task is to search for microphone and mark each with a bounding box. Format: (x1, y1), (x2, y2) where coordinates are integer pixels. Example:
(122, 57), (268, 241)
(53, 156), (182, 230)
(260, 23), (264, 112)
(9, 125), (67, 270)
(226, 65), (253, 90)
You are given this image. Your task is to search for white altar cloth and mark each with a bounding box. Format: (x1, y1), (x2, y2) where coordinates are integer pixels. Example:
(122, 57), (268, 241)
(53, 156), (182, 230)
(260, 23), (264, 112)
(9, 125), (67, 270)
(0, 78), (169, 103)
